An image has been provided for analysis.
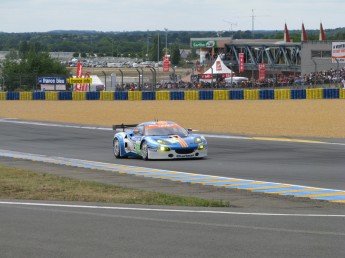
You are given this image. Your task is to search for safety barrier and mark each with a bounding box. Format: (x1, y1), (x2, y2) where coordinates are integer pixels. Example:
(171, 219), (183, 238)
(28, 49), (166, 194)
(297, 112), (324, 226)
(86, 92), (100, 100)
(259, 89), (274, 100)
(274, 89), (290, 100)
(323, 88), (339, 99)
(6, 92), (19, 100)
(32, 92), (45, 100)
(19, 92), (32, 100)
(199, 90), (213, 100)
(114, 91), (128, 100)
(291, 89), (306, 99)
(340, 89), (345, 99)
(156, 91), (169, 100)
(0, 92), (6, 100)
(306, 88), (323, 99)
(184, 91), (198, 100)
(244, 89), (259, 100)
(170, 91), (184, 100)
(213, 90), (229, 100)
(128, 91), (142, 101)
(142, 91), (155, 100)
(1, 89), (344, 101)
(100, 91), (114, 101)
(72, 91), (86, 101)
(230, 90), (244, 100)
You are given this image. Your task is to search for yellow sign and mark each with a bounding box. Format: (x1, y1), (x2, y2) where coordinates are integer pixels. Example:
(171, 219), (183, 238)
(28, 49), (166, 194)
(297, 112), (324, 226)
(68, 78), (92, 84)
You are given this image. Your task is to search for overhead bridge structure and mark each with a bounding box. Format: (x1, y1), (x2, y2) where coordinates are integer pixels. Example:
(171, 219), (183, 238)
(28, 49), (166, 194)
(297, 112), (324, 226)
(224, 42), (302, 74)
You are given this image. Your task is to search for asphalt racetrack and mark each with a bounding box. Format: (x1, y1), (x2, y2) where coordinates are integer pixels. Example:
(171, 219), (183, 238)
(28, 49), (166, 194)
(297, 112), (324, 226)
(1, 119), (345, 258)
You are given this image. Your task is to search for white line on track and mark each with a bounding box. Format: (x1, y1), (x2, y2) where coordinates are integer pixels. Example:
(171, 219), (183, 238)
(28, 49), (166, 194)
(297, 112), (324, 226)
(1, 118), (345, 145)
(1, 201), (344, 217)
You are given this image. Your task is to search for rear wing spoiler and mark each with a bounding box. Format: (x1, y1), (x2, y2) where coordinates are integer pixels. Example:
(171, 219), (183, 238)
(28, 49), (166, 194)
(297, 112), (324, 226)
(112, 124), (138, 132)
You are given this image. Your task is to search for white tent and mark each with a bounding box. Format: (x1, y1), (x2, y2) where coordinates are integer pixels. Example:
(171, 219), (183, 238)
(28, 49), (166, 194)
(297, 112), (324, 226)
(201, 56), (235, 81)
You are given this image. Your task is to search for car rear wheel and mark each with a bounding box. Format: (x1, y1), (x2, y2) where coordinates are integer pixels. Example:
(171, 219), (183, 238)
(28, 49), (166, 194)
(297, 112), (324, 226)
(113, 138), (121, 158)
(141, 142), (149, 160)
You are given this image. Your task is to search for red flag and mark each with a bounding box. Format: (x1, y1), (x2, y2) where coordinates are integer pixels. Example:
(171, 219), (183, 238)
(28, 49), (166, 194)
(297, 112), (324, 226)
(239, 53), (245, 73)
(319, 23), (326, 41)
(284, 23), (291, 42)
(82, 72), (90, 91)
(301, 23), (308, 41)
(163, 55), (170, 72)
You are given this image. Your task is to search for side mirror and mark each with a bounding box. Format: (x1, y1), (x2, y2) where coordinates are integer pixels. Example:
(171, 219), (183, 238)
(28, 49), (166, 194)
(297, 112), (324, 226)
(187, 128), (193, 133)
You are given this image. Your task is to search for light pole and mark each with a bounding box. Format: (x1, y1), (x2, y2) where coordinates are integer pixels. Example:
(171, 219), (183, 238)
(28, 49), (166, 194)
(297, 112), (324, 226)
(164, 28), (168, 56)
(157, 31), (160, 64)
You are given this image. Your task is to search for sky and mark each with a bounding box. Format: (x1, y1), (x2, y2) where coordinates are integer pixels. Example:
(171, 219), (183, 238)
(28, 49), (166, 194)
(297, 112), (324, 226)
(0, 0), (344, 33)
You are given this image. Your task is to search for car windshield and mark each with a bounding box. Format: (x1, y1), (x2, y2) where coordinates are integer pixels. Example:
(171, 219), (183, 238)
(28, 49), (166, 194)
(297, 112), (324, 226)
(144, 125), (188, 136)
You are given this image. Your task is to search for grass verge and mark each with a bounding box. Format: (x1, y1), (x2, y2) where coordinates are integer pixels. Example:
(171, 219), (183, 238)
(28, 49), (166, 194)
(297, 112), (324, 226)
(0, 165), (230, 207)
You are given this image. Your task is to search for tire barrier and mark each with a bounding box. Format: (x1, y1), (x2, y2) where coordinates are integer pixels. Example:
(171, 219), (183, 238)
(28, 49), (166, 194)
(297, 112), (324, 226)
(142, 91), (155, 101)
(259, 89), (274, 100)
(274, 89), (290, 100)
(19, 92), (32, 100)
(340, 89), (345, 99)
(45, 91), (59, 100)
(32, 91), (45, 100)
(114, 91), (128, 100)
(6, 92), (19, 100)
(58, 91), (72, 100)
(86, 92), (100, 100)
(72, 91), (86, 101)
(156, 91), (169, 100)
(213, 90), (229, 100)
(1, 89), (344, 101)
(306, 88), (323, 99)
(230, 90), (244, 100)
(100, 91), (114, 101)
(291, 89), (306, 99)
(170, 91), (184, 100)
(323, 88), (339, 99)
(199, 90), (213, 100)
(244, 89), (259, 100)
(184, 91), (198, 100)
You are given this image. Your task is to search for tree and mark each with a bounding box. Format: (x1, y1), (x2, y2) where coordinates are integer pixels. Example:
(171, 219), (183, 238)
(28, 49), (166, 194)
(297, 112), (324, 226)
(170, 43), (180, 66)
(2, 44), (69, 91)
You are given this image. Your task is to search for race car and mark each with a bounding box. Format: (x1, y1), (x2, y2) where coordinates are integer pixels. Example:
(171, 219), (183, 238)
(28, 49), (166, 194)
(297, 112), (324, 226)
(112, 121), (207, 160)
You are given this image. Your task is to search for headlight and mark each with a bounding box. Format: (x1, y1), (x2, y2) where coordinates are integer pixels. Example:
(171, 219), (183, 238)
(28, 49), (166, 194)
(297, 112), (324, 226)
(194, 137), (202, 143)
(159, 145), (171, 152)
(198, 144), (205, 150)
(157, 139), (171, 145)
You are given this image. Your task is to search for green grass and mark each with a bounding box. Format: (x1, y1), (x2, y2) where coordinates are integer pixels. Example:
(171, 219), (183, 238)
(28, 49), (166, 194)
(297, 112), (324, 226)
(0, 165), (230, 207)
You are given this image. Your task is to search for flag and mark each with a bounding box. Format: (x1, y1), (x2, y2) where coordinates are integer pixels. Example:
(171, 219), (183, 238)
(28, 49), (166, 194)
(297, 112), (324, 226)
(284, 23), (291, 42)
(319, 23), (326, 41)
(259, 63), (266, 81)
(239, 53), (245, 73)
(75, 61), (83, 91)
(301, 23), (308, 41)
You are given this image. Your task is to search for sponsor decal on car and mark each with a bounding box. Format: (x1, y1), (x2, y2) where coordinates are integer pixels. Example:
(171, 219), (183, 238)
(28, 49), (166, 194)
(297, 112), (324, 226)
(176, 154), (195, 158)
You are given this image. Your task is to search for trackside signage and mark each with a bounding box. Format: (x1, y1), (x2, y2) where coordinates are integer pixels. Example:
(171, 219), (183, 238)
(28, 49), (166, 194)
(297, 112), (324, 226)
(332, 42), (345, 63)
(191, 40), (217, 48)
(38, 77), (66, 84)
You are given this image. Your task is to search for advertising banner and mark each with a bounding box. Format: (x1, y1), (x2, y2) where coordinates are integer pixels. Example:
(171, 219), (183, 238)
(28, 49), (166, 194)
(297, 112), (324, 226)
(163, 55), (170, 72)
(332, 42), (345, 63)
(191, 40), (217, 48)
(258, 63), (266, 81)
(239, 53), (245, 73)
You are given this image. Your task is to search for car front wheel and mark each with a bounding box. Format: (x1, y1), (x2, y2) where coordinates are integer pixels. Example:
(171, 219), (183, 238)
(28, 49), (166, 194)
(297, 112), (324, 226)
(113, 138), (121, 158)
(141, 142), (149, 160)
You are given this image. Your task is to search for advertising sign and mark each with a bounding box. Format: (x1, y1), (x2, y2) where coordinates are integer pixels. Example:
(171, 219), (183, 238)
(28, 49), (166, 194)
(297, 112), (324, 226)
(163, 55), (170, 72)
(332, 42), (345, 63)
(38, 77), (66, 84)
(239, 53), (245, 73)
(191, 40), (217, 48)
(258, 63), (266, 81)
(68, 78), (92, 84)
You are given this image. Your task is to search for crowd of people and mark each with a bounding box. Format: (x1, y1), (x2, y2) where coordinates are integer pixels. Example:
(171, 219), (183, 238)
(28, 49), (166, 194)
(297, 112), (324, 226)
(115, 67), (345, 91)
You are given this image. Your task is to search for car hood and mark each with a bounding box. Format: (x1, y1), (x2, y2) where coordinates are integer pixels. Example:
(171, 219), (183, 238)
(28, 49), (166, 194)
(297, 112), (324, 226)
(146, 134), (204, 147)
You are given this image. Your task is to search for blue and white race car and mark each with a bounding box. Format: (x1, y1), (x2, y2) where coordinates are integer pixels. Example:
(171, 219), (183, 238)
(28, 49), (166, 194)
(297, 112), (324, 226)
(112, 121), (207, 160)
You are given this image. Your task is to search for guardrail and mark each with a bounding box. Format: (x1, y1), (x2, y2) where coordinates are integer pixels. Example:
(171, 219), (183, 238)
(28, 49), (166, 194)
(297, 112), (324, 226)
(0, 88), (344, 101)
